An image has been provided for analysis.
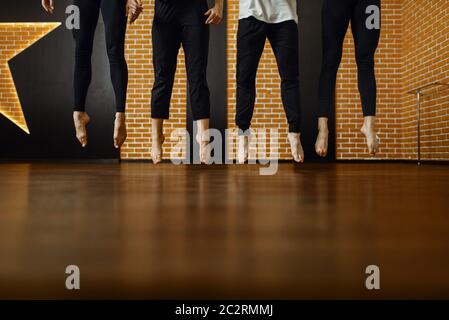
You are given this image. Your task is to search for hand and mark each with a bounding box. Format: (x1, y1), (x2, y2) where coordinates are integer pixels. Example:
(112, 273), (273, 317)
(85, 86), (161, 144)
(42, 0), (55, 13)
(127, 0), (143, 24)
(205, 2), (223, 25)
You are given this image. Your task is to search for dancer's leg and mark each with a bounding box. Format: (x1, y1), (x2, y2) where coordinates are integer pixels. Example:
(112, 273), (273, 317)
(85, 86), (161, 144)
(101, 0), (129, 148)
(352, 0), (381, 155)
(151, 118), (165, 164)
(151, 13), (181, 163)
(73, 0), (101, 147)
(316, 0), (352, 156)
(236, 17), (266, 163)
(181, 2), (211, 164)
(268, 20), (303, 163)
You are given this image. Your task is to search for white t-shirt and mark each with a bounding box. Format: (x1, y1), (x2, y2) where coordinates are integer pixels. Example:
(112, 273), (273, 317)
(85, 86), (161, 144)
(239, 0), (298, 24)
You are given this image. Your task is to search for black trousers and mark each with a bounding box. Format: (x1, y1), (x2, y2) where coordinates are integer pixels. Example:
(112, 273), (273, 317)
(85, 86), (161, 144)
(236, 17), (301, 133)
(318, 0), (381, 118)
(151, 0), (211, 120)
(73, 0), (128, 113)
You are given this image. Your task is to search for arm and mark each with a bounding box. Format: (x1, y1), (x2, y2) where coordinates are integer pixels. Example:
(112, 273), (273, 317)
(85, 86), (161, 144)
(41, 0), (55, 13)
(205, 0), (224, 25)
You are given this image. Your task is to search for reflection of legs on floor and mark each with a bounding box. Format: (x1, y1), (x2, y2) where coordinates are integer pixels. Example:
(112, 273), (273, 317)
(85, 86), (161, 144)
(3, 163), (449, 299)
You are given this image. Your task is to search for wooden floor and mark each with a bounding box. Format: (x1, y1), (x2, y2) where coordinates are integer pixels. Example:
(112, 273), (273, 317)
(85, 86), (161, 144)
(0, 162), (448, 299)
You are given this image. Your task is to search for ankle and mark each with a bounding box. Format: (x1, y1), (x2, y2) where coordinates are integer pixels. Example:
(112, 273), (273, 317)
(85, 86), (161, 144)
(115, 112), (126, 120)
(74, 111), (86, 117)
(363, 116), (376, 128)
(239, 135), (249, 143)
(153, 131), (164, 140)
(288, 132), (301, 139)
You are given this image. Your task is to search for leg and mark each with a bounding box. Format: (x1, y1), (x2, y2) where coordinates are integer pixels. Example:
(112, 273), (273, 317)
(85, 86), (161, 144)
(101, 0), (128, 113)
(72, 0), (101, 147)
(236, 17), (266, 133)
(236, 17), (266, 164)
(101, 0), (129, 148)
(268, 20), (303, 163)
(151, 18), (180, 120)
(152, 118), (165, 164)
(268, 20), (301, 133)
(352, 0), (380, 117)
(151, 17), (180, 163)
(196, 118), (210, 164)
(181, 24), (211, 121)
(352, 0), (381, 155)
(182, 21), (211, 164)
(316, 0), (352, 156)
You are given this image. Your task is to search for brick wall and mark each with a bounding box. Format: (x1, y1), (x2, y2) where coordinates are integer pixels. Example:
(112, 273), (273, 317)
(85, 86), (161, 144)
(0, 23), (60, 135)
(118, 1), (449, 160)
(337, 0), (449, 160)
(122, 0), (186, 160)
(400, 0), (449, 160)
(1, 3), (447, 161)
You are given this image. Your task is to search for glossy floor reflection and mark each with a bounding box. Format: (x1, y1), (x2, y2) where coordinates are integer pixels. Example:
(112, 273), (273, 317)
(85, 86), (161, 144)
(0, 162), (448, 299)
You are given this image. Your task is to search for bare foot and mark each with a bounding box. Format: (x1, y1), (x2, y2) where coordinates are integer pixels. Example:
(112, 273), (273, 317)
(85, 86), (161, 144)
(315, 117), (329, 157)
(73, 111), (90, 148)
(288, 132), (304, 163)
(238, 135), (249, 164)
(361, 116), (380, 156)
(152, 132), (165, 164)
(114, 113), (127, 149)
(196, 119), (210, 164)
(152, 119), (165, 164)
(196, 133), (210, 164)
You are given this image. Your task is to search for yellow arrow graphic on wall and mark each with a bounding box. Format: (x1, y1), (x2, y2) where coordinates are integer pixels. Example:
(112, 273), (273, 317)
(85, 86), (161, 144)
(0, 23), (61, 134)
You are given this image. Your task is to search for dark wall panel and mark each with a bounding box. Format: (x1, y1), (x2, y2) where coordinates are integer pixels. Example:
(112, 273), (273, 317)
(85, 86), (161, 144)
(299, 0), (336, 162)
(0, 0), (118, 159)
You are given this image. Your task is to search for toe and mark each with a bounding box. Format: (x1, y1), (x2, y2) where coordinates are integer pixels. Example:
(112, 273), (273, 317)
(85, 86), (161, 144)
(152, 156), (160, 164)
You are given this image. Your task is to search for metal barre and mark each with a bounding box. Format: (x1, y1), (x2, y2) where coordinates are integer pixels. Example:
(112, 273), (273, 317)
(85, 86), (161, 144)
(407, 81), (449, 165)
